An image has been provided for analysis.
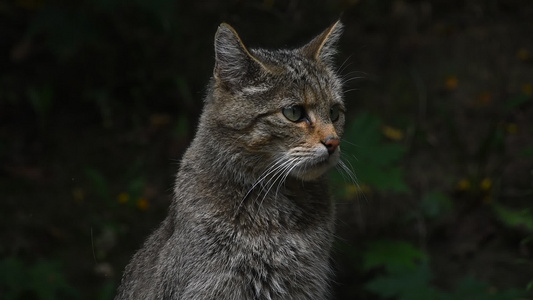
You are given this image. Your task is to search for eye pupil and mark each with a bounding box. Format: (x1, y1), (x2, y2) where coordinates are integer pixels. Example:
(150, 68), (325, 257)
(282, 106), (304, 122)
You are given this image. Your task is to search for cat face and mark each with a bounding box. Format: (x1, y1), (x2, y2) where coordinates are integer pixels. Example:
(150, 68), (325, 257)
(210, 22), (344, 181)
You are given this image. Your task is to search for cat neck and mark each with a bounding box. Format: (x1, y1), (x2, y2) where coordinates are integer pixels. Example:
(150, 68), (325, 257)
(184, 119), (277, 186)
(177, 130), (333, 225)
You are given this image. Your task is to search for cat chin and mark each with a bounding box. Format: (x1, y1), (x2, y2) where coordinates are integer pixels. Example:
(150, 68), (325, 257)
(290, 151), (340, 181)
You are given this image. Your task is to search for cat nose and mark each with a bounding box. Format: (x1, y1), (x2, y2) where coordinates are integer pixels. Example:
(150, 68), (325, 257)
(322, 137), (340, 155)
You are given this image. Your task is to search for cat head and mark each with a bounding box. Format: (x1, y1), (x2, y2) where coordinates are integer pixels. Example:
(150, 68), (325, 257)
(205, 21), (345, 182)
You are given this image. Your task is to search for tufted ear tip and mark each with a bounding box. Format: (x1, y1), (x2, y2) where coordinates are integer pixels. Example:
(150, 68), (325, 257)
(301, 20), (343, 66)
(213, 23), (247, 81)
(213, 23), (269, 88)
(214, 23), (238, 46)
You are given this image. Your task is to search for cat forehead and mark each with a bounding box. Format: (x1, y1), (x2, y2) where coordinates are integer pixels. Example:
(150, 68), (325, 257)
(234, 48), (343, 106)
(252, 49), (321, 74)
(250, 48), (339, 86)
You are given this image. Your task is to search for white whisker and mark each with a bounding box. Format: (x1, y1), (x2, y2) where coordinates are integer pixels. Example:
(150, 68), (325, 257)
(342, 88), (360, 94)
(340, 139), (359, 147)
(338, 160), (368, 204)
(340, 76), (365, 86)
(276, 158), (301, 196)
(253, 158), (298, 220)
(336, 54), (354, 74)
(234, 156), (288, 217)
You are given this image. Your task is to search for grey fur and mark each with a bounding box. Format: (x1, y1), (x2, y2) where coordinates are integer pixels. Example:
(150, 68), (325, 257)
(115, 21), (345, 300)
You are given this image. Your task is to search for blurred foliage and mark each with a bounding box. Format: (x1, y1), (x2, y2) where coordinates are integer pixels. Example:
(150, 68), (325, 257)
(0, 258), (78, 300)
(336, 112), (409, 194)
(363, 242), (526, 300)
(521, 145), (533, 158)
(493, 205), (533, 233)
(363, 240), (427, 273)
(419, 191), (453, 219)
(335, 110), (532, 298)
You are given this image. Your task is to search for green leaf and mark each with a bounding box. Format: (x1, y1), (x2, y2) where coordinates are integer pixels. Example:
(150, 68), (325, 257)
(0, 258), (79, 300)
(453, 276), (490, 299)
(365, 262), (439, 300)
(421, 192), (453, 218)
(527, 279), (533, 291)
(342, 112), (409, 193)
(127, 177), (146, 199)
(493, 204), (533, 232)
(363, 240), (427, 273)
(29, 261), (70, 300)
(521, 145), (533, 158)
(506, 94), (531, 111)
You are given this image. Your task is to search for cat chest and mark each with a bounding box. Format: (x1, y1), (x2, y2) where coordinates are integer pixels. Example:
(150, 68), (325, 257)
(199, 224), (333, 299)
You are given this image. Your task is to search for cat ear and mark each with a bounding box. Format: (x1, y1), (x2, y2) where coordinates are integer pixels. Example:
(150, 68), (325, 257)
(301, 20), (343, 66)
(214, 23), (269, 87)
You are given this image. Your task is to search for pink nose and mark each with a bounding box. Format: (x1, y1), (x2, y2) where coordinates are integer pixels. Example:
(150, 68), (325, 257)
(323, 137), (340, 155)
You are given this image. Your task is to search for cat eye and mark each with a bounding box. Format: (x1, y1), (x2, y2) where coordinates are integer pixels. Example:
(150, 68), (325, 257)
(282, 106), (305, 122)
(330, 105), (340, 122)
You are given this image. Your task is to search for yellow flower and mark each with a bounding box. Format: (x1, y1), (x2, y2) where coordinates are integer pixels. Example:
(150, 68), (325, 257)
(480, 178), (492, 191)
(345, 183), (370, 199)
(137, 197), (149, 210)
(382, 125), (405, 141)
(445, 76), (458, 91)
(457, 179), (471, 191)
(506, 123), (517, 134)
(118, 192), (130, 204)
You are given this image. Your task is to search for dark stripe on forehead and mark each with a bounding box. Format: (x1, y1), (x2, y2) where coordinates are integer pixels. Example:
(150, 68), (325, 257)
(283, 57), (337, 109)
(304, 71), (330, 107)
(303, 85), (317, 107)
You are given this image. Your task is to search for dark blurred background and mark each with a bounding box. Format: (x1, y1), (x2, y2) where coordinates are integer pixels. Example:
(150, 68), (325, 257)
(1, 0), (532, 299)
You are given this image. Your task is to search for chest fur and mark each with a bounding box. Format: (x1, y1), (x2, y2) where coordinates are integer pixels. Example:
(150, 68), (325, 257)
(182, 215), (334, 300)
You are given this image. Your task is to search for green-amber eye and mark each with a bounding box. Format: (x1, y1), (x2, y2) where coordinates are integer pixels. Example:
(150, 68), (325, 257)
(282, 106), (305, 122)
(330, 105), (340, 122)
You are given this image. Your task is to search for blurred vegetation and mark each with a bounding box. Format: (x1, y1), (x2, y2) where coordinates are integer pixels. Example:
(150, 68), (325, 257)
(1, 0), (533, 299)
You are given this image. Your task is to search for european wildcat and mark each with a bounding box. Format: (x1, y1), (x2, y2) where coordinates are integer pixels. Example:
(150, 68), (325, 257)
(115, 20), (345, 300)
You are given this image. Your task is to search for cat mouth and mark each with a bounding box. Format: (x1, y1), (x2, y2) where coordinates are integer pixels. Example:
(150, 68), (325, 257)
(290, 153), (339, 181)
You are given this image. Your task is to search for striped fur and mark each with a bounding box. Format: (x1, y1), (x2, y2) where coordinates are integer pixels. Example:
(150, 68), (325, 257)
(116, 21), (345, 300)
